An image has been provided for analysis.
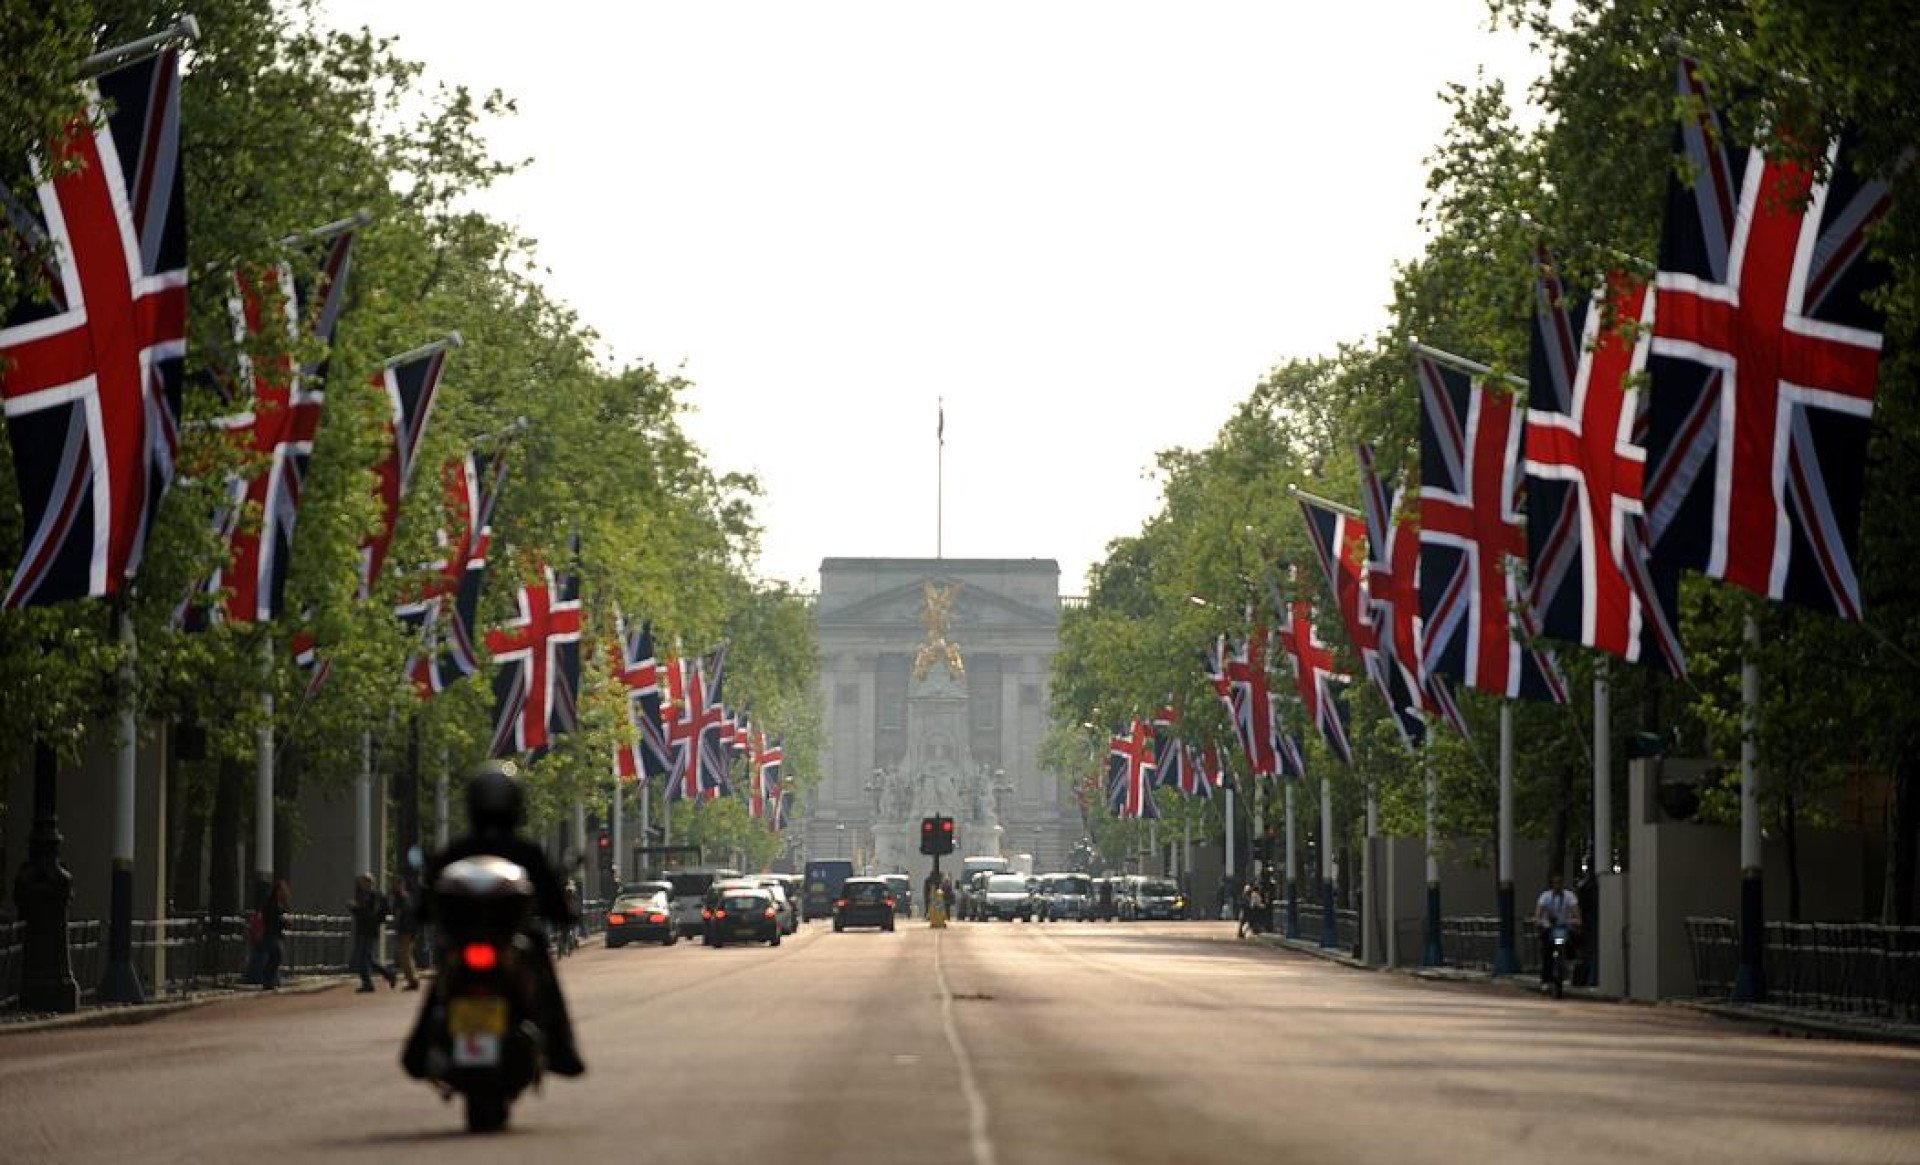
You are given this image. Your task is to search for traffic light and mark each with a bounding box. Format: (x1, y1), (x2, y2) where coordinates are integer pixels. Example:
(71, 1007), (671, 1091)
(920, 815), (955, 856)
(597, 830), (611, 853)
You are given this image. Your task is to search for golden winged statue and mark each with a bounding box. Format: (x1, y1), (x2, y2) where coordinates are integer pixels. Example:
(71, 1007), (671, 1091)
(913, 581), (966, 681)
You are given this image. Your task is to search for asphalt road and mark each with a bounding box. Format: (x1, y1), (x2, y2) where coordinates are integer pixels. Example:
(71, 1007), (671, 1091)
(3, 919), (1918, 1164)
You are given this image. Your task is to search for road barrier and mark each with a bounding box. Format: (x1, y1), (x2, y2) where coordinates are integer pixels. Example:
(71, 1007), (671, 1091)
(1685, 917), (1920, 1021)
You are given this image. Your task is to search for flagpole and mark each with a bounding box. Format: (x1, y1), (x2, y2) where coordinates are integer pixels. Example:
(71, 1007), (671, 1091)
(1284, 780), (1300, 938)
(1733, 615), (1767, 1001)
(355, 732), (373, 877)
(1363, 782), (1380, 965)
(79, 17), (199, 77)
(611, 778), (624, 892)
(277, 209), (372, 250)
(378, 332), (463, 370)
(1319, 775), (1339, 949)
(1494, 701), (1520, 974)
(100, 602), (144, 1004)
(1409, 340), (1528, 390)
(1286, 483), (1361, 519)
(1592, 662), (1611, 989)
(936, 397), (944, 560)
(1422, 742), (1444, 967)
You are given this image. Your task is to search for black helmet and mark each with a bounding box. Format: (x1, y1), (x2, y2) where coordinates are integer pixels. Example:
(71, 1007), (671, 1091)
(466, 760), (525, 834)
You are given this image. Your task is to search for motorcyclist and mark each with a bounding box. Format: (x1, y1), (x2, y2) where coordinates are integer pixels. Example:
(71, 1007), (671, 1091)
(402, 760), (586, 1078)
(1533, 872), (1582, 989)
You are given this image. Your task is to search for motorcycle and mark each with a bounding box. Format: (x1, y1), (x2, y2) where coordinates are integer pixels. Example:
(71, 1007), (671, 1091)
(1544, 923), (1575, 998)
(410, 855), (547, 1133)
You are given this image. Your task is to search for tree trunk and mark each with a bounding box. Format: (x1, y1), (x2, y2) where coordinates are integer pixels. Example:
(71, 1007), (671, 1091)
(207, 756), (244, 917)
(1783, 790), (1801, 922)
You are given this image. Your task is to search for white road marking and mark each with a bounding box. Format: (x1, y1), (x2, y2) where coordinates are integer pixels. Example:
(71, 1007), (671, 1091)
(933, 928), (997, 1165)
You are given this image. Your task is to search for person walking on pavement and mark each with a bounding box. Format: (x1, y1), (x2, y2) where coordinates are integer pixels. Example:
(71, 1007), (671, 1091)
(348, 873), (397, 992)
(389, 878), (421, 990)
(1236, 882), (1260, 938)
(258, 878), (290, 989)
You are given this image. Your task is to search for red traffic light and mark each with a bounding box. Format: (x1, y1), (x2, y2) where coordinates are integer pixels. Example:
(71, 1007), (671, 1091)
(596, 831), (611, 851)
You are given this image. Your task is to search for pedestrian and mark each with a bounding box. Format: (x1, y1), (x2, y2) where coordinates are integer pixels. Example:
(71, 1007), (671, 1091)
(258, 878), (290, 989)
(1236, 881), (1264, 938)
(389, 878), (421, 990)
(348, 873), (397, 993)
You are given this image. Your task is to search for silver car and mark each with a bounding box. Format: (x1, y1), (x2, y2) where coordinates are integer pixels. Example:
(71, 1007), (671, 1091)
(980, 873), (1036, 922)
(1038, 873), (1093, 921)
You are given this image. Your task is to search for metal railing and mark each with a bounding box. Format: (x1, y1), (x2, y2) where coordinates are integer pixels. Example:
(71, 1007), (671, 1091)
(1685, 917), (1920, 1022)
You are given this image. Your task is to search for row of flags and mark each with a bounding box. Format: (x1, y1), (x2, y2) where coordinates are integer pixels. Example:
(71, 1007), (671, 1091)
(0, 33), (791, 831)
(1100, 56), (1896, 821)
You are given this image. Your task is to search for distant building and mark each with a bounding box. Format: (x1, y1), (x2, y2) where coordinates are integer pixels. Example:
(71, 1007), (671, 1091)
(810, 558), (1074, 877)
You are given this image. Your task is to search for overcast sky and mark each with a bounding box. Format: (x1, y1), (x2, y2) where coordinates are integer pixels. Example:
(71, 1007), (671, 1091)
(318, 1), (1544, 596)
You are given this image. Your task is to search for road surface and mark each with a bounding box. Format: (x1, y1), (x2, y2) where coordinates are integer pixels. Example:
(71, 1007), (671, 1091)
(3, 919), (1917, 1163)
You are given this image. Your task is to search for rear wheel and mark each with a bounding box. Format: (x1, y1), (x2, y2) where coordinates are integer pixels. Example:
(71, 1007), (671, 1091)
(464, 1087), (510, 1134)
(770, 930), (782, 946)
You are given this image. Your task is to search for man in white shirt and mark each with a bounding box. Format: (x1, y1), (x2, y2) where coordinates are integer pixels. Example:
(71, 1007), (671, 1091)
(1533, 873), (1581, 986)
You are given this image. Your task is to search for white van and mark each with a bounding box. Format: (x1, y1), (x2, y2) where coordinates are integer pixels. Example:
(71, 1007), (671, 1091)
(665, 867), (742, 937)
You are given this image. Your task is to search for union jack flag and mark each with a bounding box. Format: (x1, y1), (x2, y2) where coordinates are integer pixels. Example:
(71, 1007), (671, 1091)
(1357, 445), (1458, 744)
(1274, 592), (1354, 766)
(754, 731), (785, 824)
(1, 45), (186, 609)
(665, 649), (728, 802)
(1417, 351), (1568, 703)
(1298, 495), (1422, 750)
(197, 227), (355, 625)
(360, 339), (453, 599)
(612, 610), (670, 781)
(400, 451), (504, 698)
(1644, 59), (1894, 620)
(1149, 699), (1180, 788)
(1224, 627), (1293, 777)
(1525, 246), (1686, 675)
(486, 560), (582, 757)
(1107, 719), (1159, 819)
(1190, 743), (1224, 799)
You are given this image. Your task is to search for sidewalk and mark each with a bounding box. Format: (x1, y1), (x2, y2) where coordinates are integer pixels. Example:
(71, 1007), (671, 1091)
(0, 973), (349, 1036)
(1248, 930), (1920, 1048)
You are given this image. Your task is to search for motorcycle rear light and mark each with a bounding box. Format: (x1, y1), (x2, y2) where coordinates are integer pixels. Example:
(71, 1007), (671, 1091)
(702, 908), (713, 920)
(716, 909), (728, 920)
(885, 898), (895, 907)
(764, 907), (777, 919)
(608, 913), (626, 925)
(835, 899), (847, 909)
(463, 942), (499, 972)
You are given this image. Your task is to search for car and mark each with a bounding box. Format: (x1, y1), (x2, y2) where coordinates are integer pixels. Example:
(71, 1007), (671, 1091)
(1038, 873), (1093, 921)
(979, 873), (1036, 922)
(666, 867), (743, 937)
(832, 877), (896, 932)
(1090, 877), (1120, 921)
(751, 876), (800, 934)
(1120, 876), (1186, 921)
(703, 886), (782, 947)
(605, 889), (676, 947)
(761, 873), (805, 921)
(960, 870), (996, 921)
(882, 874), (914, 917)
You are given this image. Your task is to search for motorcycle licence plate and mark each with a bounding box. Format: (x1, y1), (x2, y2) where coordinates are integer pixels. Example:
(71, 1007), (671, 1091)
(449, 995), (509, 1067)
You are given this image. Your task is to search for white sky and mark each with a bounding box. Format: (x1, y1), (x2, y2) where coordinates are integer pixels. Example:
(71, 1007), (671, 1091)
(318, 1), (1545, 596)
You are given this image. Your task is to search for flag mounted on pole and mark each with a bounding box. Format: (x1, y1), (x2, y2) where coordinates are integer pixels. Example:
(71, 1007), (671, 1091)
(1274, 592), (1354, 766)
(1356, 445), (1457, 743)
(360, 335), (458, 599)
(197, 221), (358, 626)
(401, 450), (504, 698)
(486, 559), (583, 757)
(1416, 348), (1568, 703)
(1643, 58), (1894, 620)
(1107, 719), (1159, 820)
(612, 611), (670, 781)
(1524, 245), (1686, 675)
(0, 35), (190, 609)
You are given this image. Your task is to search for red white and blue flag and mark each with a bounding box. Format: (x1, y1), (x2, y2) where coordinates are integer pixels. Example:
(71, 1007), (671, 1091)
(1107, 719), (1159, 820)
(198, 227), (354, 625)
(360, 340), (453, 599)
(1643, 59), (1893, 620)
(1274, 592), (1354, 766)
(665, 648), (729, 802)
(612, 610), (670, 781)
(1525, 246), (1687, 675)
(1417, 351), (1568, 703)
(400, 451), (504, 698)
(1358, 444), (1465, 741)
(0, 44), (186, 609)
(754, 731), (785, 824)
(486, 560), (582, 757)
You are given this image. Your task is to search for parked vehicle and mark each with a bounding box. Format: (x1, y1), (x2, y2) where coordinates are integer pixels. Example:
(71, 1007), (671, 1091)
(666, 867), (742, 938)
(832, 877), (897, 932)
(605, 888), (676, 947)
(408, 855), (548, 1133)
(704, 886), (783, 947)
(803, 859), (855, 921)
(1038, 873), (1093, 921)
